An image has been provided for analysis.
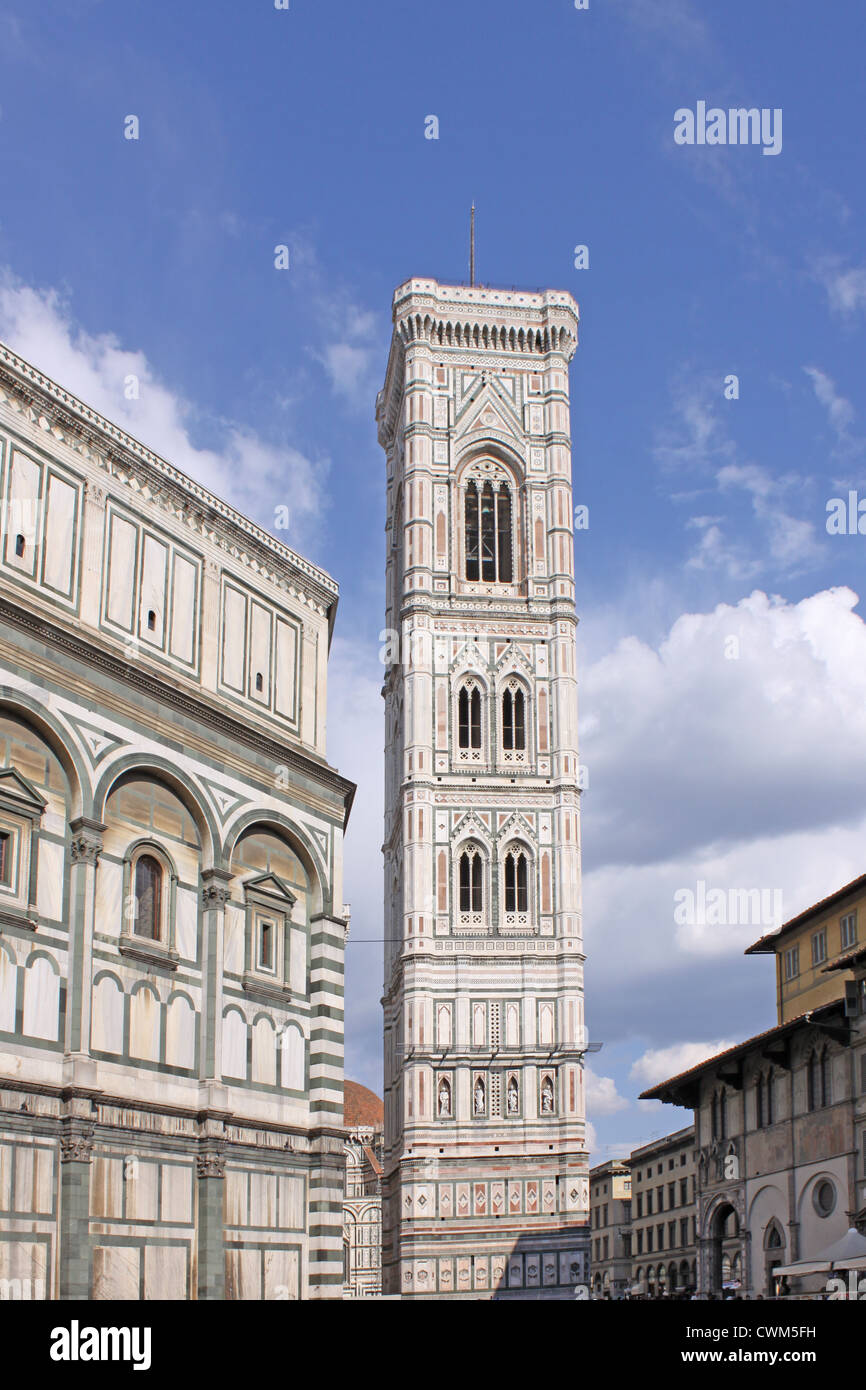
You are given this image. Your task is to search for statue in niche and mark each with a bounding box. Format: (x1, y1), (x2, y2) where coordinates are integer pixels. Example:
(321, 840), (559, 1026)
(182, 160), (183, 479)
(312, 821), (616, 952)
(507, 1077), (519, 1113)
(474, 1077), (485, 1115)
(541, 1076), (554, 1113)
(438, 1078), (451, 1116)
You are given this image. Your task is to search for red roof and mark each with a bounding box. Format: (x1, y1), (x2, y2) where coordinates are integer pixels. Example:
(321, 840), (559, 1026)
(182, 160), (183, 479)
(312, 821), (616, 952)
(343, 1080), (384, 1128)
(639, 1000), (845, 1103)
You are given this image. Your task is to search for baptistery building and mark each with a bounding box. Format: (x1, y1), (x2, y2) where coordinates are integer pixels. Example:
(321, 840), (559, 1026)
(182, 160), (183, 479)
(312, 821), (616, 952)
(0, 340), (353, 1299)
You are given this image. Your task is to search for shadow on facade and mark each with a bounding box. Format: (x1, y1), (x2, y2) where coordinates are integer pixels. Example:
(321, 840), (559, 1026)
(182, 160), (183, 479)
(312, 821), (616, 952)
(490, 1232), (588, 1301)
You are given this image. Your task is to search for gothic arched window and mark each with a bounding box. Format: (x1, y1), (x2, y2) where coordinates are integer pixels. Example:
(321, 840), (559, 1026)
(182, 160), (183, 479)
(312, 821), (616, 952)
(458, 684), (482, 750)
(459, 846), (483, 913)
(719, 1088), (727, 1140)
(133, 853), (163, 940)
(766, 1069), (774, 1125)
(807, 1051), (819, 1112)
(755, 1073), (764, 1129)
(502, 684), (526, 752)
(504, 848), (528, 914)
(820, 1049), (831, 1108)
(465, 478), (513, 583)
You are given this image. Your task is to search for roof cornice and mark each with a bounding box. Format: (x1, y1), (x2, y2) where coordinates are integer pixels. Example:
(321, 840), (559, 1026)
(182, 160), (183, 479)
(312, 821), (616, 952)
(0, 341), (339, 620)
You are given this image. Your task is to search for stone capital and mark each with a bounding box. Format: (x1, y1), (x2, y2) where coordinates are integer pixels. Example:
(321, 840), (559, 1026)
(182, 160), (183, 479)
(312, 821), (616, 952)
(60, 1120), (94, 1164)
(196, 1149), (226, 1180)
(69, 817), (106, 866)
(201, 868), (234, 911)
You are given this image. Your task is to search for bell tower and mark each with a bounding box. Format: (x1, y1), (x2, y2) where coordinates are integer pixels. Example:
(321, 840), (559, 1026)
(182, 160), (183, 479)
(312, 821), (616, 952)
(377, 278), (590, 1299)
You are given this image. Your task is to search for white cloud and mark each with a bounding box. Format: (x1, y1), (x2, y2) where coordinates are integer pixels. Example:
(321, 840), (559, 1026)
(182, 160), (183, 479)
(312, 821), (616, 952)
(0, 273), (327, 552)
(655, 375), (823, 578)
(581, 584), (866, 1042)
(803, 365), (856, 445)
(586, 1069), (630, 1116)
(715, 462), (822, 572)
(816, 260), (866, 317)
(319, 340), (380, 408)
(617, 0), (710, 55)
(654, 377), (734, 475)
(630, 1040), (738, 1090)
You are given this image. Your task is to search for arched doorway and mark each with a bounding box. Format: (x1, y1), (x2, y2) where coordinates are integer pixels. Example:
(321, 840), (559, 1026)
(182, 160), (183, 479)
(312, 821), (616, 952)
(764, 1220), (786, 1295)
(709, 1202), (740, 1295)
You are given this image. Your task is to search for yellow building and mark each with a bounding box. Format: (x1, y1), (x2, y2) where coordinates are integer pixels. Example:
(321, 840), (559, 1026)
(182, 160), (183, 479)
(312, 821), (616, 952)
(746, 873), (862, 1023)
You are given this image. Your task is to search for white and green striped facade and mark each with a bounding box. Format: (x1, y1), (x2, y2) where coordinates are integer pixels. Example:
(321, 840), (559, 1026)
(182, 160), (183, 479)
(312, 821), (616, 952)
(378, 279), (591, 1299)
(0, 341), (353, 1300)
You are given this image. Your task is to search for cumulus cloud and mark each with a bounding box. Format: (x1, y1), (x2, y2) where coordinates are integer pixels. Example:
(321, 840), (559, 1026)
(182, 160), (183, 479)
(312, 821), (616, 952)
(630, 1040), (738, 1090)
(0, 273), (328, 552)
(582, 586), (866, 869)
(581, 584), (866, 1058)
(586, 1069), (630, 1116)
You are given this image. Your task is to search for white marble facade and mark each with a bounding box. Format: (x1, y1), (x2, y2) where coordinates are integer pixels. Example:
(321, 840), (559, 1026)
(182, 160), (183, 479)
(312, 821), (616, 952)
(0, 340), (353, 1299)
(378, 279), (591, 1298)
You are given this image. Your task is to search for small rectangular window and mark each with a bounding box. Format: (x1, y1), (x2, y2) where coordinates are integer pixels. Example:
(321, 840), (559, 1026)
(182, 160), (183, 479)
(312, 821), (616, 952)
(811, 928), (827, 966)
(784, 946), (800, 981)
(0, 830), (10, 885)
(258, 919), (275, 972)
(841, 913), (858, 951)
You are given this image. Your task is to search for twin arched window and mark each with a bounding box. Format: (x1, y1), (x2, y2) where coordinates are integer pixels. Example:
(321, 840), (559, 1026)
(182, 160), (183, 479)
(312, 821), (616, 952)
(465, 480), (512, 583)
(503, 848), (528, 913)
(459, 846), (484, 913)
(458, 685), (482, 750)
(502, 683), (526, 752)
(456, 680), (528, 760)
(456, 842), (532, 925)
(755, 1070), (775, 1128)
(807, 1048), (832, 1111)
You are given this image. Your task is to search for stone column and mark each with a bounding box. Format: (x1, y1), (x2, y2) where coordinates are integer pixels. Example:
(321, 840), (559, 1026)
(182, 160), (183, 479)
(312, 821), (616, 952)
(196, 1138), (227, 1300)
(58, 1111), (94, 1299)
(65, 818), (105, 1060)
(200, 869), (232, 1082)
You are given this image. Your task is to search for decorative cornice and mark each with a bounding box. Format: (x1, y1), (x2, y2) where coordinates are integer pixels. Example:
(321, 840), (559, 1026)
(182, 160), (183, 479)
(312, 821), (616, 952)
(0, 345), (338, 615)
(118, 934), (179, 970)
(241, 973), (295, 1004)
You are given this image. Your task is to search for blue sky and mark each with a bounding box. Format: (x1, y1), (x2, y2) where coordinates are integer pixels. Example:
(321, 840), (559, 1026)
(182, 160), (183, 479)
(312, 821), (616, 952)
(1, 0), (866, 1159)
